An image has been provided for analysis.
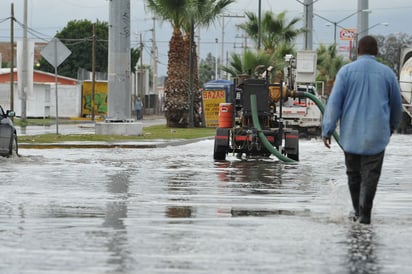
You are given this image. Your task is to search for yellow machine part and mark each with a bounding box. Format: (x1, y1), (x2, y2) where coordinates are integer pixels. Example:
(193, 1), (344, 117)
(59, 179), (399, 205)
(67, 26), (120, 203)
(269, 84), (288, 103)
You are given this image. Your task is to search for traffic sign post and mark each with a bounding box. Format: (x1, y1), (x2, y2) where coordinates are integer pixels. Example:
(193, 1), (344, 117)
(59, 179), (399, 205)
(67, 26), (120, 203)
(40, 37), (71, 134)
(339, 28), (357, 60)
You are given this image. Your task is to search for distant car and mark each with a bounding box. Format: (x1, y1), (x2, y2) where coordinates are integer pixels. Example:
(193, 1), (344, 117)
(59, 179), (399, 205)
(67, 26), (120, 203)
(0, 105), (18, 157)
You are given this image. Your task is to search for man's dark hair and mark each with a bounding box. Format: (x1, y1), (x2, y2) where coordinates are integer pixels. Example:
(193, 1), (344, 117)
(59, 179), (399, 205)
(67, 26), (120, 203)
(357, 35), (378, 56)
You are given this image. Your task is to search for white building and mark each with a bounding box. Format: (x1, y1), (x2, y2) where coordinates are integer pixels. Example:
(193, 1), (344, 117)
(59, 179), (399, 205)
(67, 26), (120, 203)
(0, 69), (82, 118)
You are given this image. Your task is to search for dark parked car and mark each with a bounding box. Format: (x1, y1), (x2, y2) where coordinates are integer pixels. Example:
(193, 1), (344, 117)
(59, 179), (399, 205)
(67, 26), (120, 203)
(0, 105), (18, 157)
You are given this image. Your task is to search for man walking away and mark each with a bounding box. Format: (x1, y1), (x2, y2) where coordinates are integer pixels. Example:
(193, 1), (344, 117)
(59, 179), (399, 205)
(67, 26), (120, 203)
(321, 35), (403, 224)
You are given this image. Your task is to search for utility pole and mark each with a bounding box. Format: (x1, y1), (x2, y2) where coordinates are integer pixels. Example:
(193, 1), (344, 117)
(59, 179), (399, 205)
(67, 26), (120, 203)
(304, 0), (314, 50)
(215, 38), (218, 80)
(296, 0), (319, 49)
(258, 0), (261, 50)
(221, 16), (224, 79)
(357, 0), (369, 41)
(139, 33), (143, 100)
(151, 17), (157, 112)
(91, 23), (96, 121)
(10, 3), (14, 113)
(21, 0), (28, 121)
(107, 0), (131, 122)
(221, 14), (244, 79)
(188, 18), (195, 127)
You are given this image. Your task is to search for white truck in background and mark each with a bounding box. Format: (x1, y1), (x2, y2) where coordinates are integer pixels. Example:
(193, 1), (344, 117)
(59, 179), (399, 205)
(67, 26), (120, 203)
(399, 48), (412, 133)
(273, 51), (324, 136)
(275, 84), (323, 136)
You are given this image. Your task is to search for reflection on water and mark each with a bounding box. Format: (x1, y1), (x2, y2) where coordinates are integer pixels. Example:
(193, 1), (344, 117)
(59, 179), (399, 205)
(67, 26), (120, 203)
(166, 206), (194, 218)
(347, 224), (378, 274)
(1, 137), (412, 273)
(230, 208), (311, 217)
(214, 159), (283, 186)
(102, 172), (130, 273)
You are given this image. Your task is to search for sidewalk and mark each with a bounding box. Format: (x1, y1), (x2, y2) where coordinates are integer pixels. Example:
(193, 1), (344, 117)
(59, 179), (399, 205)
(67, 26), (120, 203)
(17, 115), (166, 136)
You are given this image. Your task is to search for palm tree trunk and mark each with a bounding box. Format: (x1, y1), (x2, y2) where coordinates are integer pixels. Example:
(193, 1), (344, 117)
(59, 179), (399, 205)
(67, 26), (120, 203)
(165, 28), (189, 127)
(184, 32), (202, 127)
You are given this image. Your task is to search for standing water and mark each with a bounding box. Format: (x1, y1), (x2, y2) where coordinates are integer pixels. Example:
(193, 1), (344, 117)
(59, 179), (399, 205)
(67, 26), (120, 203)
(0, 135), (411, 273)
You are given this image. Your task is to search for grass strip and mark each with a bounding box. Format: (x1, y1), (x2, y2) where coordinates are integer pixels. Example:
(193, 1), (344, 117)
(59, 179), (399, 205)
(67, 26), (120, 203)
(18, 125), (216, 143)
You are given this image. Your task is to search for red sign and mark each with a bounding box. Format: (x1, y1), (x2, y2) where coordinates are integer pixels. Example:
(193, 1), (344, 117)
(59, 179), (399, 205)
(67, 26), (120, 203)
(339, 46), (351, 52)
(340, 29), (357, 41)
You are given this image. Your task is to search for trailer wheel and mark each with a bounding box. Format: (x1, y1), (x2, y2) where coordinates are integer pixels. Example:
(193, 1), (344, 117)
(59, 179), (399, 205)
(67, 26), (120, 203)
(213, 128), (230, 160)
(213, 141), (227, 160)
(288, 145), (299, 161)
(285, 130), (299, 161)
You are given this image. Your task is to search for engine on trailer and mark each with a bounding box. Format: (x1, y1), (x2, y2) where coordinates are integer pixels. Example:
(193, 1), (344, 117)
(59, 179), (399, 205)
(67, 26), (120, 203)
(213, 75), (299, 161)
(212, 51), (320, 161)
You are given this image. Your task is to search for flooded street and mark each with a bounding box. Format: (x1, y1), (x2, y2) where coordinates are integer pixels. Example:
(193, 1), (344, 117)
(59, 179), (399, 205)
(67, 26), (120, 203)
(1, 134), (411, 273)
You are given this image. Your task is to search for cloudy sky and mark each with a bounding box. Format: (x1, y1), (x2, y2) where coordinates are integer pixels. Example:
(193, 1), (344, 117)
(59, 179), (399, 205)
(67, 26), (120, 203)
(1, 0), (411, 76)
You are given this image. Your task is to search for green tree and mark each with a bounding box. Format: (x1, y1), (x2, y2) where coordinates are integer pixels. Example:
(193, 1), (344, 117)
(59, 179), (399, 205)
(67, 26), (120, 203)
(238, 11), (302, 53)
(376, 33), (412, 75)
(146, 0), (190, 127)
(181, 0), (234, 126)
(37, 19), (142, 79)
(221, 49), (274, 77)
(198, 52), (217, 87)
(146, 0), (233, 127)
(229, 10), (302, 81)
(130, 47), (142, 74)
(316, 44), (347, 95)
(37, 19), (108, 79)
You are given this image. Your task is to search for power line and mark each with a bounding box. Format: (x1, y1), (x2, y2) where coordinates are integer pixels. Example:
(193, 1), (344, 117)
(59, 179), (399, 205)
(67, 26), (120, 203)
(13, 18), (50, 41)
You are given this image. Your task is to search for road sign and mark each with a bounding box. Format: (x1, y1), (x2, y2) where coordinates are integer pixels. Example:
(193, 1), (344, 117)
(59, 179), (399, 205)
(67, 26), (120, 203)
(340, 28), (357, 41)
(40, 37), (71, 135)
(40, 37), (71, 68)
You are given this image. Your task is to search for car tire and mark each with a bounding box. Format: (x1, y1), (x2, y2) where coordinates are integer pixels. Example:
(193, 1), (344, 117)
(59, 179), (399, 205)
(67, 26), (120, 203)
(9, 133), (18, 157)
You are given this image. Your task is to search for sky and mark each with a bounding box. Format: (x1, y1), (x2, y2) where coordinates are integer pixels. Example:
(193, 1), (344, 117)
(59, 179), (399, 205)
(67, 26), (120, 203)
(1, 0), (412, 77)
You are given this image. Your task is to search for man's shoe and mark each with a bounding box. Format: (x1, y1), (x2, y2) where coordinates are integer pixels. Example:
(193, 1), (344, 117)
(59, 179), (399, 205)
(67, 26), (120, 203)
(359, 216), (371, 224)
(350, 211), (359, 222)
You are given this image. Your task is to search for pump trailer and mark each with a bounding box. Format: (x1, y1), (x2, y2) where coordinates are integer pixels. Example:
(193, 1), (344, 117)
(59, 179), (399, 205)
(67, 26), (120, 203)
(212, 51), (323, 162)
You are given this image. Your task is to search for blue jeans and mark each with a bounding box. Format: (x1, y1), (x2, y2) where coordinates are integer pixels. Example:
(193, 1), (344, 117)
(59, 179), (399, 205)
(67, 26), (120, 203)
(136, 109), (142, 120)
(344, 151), (385, 224)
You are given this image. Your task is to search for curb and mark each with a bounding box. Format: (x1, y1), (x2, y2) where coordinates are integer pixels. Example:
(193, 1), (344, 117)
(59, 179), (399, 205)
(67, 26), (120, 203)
(18, 137), (213, 149)
(18, 143), (158, 149)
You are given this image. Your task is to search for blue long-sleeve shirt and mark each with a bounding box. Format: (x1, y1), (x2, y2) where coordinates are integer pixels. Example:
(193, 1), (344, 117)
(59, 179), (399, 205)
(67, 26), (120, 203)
(322, 55), (403, 155)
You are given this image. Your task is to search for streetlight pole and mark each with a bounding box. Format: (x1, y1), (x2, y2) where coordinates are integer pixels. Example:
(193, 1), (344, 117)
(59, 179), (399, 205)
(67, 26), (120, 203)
(296, 0), (320, 50)
(314, 9), (371, 44)
(352, 22), (389, 60)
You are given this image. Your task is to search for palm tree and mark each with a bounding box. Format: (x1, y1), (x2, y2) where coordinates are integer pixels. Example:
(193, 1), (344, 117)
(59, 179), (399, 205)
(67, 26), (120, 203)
(230, 10), (302, 81)
(146, 0), (188, 127)
(316, 44), (348, 95)
(221, 49), (274, 77)
(146, 0), (233, 127)
(238, 11), (302, 53)
(181, 0), (234, 126)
